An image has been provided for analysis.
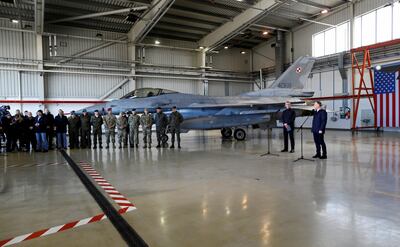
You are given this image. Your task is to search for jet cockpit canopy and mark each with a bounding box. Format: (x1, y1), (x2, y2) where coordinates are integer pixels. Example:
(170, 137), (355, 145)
(121, 88), (177, 99)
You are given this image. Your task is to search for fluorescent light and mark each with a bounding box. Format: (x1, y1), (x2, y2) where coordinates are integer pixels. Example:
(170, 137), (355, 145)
(11, 19), (19, 24)
(155, 40), (160, 45)
(262, 31), (268, 35)
(321, 9), (328, 14)
(224, 46), (229, 49)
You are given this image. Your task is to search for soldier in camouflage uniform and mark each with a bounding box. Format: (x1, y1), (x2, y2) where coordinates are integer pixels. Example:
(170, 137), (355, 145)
(140, 108), (153, 148)
(154, 107), (168, 148)
(168, 106), (184, 149)
(128, 109), (140, 148)
(117, 112), (128, 148)
(68, 111), (81, 149)
(80, 109), (91, 148)
(103, 108), (116, 149)
(91, 110), (103, 149)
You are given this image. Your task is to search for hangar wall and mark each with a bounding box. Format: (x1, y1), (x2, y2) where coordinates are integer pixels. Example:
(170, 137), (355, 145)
(0, 23), (253, 113)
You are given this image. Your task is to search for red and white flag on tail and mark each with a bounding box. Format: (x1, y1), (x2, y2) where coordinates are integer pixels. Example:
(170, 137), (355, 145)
(374, 70), (400, 128)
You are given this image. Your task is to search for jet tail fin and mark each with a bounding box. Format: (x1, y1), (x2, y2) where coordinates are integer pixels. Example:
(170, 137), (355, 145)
(269, 56), (316, 89)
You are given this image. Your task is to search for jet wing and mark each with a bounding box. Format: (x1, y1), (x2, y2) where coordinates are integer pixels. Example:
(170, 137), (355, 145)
(188, 97), (303, 108)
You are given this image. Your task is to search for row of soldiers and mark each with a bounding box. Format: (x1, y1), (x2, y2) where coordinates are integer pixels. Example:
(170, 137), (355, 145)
(59, 106), (184, 150)
(0, 106), (184, 152)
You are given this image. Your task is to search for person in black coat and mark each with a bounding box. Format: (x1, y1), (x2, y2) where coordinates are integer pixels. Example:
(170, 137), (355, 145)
(25, 112), (37, 151)
(44, 108), (55, 150)
(2, 113), (14, 152)
(311, 101), (327, 159)
(54, 109), (69, 149)
(281, 101), (296, 153)
(34, 110), (48, 152)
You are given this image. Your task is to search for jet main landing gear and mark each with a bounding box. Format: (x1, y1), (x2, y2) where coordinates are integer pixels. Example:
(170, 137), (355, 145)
(221, 128), (232, 138)
(220, 128), (246, 141)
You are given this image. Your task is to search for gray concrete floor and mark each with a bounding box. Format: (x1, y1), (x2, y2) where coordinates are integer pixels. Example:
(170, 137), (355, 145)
(1, 129), (400, 247)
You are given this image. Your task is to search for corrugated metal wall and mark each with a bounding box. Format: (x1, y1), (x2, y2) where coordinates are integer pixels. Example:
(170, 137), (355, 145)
(46, 70), (127, 98)
(45, 25), (128, 62)
(0, 66), (19, 97)
(0, 21), (37, 60)
(137, 78), (199, 94)
(144, 47), (197, 67)
(211, 48), (251, 72)
(208, 82), (225, 96)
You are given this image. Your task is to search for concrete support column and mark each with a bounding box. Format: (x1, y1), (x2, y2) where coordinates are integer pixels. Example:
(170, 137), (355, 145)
(36, 34), (45, 104)
(198, 51), (208, 96)
(128, 43), (137, 91)
(275, 30), (285, 78)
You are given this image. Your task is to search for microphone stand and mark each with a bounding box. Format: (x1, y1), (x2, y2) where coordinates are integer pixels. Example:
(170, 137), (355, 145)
(261, 109), (280, 157)
(293, 114), (314, 163)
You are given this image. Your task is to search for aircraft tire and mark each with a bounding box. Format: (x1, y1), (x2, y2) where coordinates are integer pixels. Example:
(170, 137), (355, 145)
(233, 128), (246, 141)
(221, 128), (233, 138)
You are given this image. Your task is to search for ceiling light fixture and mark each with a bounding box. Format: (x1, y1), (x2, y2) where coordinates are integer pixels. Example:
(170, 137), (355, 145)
(155, 40), (160, 45)
(262, 31), (268, 35)
(240, 51), (246, 54)
(11, 19), (19, 24)
(321, 9), (328, 14)
(224, 46), (229, 49)
(199, 46), (204, 49)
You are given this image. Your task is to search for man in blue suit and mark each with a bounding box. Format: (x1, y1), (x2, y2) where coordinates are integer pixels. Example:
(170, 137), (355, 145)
(311, 101), (327, 159)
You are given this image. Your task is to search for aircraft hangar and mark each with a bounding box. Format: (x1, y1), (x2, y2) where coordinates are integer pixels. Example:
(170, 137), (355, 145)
(1, 0), (400, 246)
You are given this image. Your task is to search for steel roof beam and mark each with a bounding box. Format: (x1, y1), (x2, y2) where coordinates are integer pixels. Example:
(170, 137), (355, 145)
(47, 6), (148, 24)
(292, 0), (331, 10)
(170, 5), (232, 20)
(163, 14), (221, 27)
(199, 0), (278, 51)
(128, 0), (175, 43)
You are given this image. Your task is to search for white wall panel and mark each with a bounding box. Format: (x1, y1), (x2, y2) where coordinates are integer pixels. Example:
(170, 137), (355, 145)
(211, 48), (251, 72)
(208, 82), (225, 96)
(137, 78), (199, 94)
(229, 82), (252, 96)
(45, 25), (127, 62)
(252, 40), (275, 71)
(21, 72), (40, 97)
(46, 71), (126, 98)
(144, 47), (196, 67)
(0, 30), (36, 60)
(0, 68), (19, 98)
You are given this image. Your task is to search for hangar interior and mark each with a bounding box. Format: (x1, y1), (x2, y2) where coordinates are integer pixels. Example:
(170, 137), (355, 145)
(1, 0), (400, 246)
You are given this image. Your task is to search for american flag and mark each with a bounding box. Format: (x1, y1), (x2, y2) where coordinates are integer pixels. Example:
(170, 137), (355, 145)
(374, 70), (400, 128)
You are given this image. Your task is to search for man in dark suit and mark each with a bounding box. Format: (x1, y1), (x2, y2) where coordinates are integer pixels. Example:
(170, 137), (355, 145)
(281, 101), (296, 153)
(311, 101), (327, 159)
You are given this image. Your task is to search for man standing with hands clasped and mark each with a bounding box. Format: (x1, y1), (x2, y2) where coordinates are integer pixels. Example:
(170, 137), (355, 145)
(281, 101), (296, 153)
(311, 101), (328, 159)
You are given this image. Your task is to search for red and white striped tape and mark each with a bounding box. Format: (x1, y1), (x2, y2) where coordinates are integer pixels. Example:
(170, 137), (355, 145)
(0, 162), (136, 247)
(79, 161), (135, 209)
(0, 206), (135, 247)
